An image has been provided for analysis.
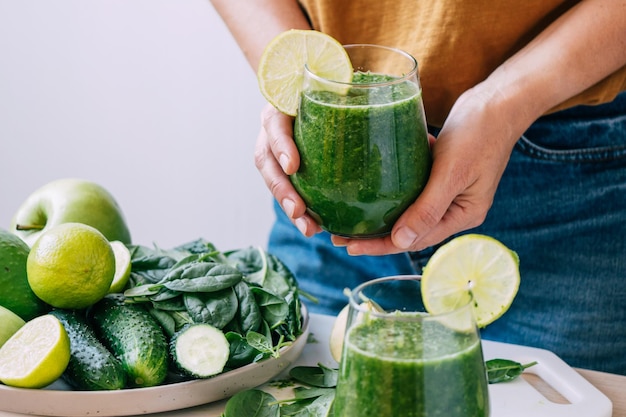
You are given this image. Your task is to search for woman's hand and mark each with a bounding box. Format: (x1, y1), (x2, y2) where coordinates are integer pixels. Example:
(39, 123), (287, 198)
(331, 87), (522, 254)
(254, 103), (322, 236)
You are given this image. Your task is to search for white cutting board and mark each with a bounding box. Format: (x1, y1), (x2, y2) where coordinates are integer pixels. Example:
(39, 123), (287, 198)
(482, 340), (612, 417)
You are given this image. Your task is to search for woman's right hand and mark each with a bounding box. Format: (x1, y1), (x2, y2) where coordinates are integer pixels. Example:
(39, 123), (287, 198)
(254, 103), (322, 237)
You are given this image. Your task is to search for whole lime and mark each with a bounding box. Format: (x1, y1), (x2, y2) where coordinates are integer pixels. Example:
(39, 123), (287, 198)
(0, 229), (49, 320)
(27, 223), (116, 309)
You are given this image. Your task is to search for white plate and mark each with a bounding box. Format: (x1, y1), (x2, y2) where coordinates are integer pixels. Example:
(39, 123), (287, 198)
(0, 307), (309, 417)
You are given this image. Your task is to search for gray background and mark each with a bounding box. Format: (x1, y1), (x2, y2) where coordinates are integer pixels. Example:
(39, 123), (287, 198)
(0, 0), (274, 251)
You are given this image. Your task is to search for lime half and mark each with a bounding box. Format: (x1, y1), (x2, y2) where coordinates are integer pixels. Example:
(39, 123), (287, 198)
(0, 314), (70, 388)
(109, 240), (132, 293)
(257, 29), (353, 116)
(421, 234), (520, 328)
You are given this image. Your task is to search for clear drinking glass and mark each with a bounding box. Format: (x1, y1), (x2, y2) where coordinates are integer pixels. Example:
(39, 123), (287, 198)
(334, 275), (490, 417)
(291, 44), (431, 238)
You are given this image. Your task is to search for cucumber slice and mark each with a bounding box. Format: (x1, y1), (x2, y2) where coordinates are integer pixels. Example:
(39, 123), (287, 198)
(171, 323), (230, 378)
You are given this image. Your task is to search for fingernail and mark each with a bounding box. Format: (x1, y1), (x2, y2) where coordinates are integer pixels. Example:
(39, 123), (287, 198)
(279, 154), (290, 171)
(394, 226), (418, 249)
(282, 198), (296, 218)
(294, 217), (308, 235)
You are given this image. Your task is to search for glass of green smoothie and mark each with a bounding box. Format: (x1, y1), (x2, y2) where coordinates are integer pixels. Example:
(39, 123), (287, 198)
(291, 44), (431, 238)
(334, 275), (490, 417)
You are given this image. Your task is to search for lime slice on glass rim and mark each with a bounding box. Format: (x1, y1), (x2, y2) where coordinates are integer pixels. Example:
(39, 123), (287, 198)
(257, 29), (353, 116)
(421, 234), (520, 328)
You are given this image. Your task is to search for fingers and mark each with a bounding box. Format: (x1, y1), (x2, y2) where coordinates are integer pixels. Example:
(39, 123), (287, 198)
(333, 176), (487, 255)
(255, 104), (322, 237)
(258, 104), (300, 175)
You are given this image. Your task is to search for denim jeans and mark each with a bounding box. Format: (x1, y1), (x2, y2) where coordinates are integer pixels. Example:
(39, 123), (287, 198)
(268, 92), (626, 374)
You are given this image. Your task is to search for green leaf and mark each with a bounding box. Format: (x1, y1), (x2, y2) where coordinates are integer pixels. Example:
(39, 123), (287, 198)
(124, 283), (163, 297)
(225, 332), (262, 369)
(128, 245), (179, 283)
(283, 391), (335, 417)
(289, 364), (338, 388)
(221, 389), (279, 417)
(233, 281), (262, 334)
(227, 246), (268, 286)
(293, 386), (335, 400)
(148, 307), (176, 337)
(251, 287), (289, 329)
(161, 262), (243, 292)
(173, 238), (218, 255)
(184, 288), (238, 329)
(246, 331), (275, 356)
(486, 359), (538, 384)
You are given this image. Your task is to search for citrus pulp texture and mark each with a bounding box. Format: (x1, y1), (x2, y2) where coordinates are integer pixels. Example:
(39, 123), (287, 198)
(257, 29), (353, 116)
(27, 223), (115, 309)
(0, 314), (70, 388)
(0, 228), (49, 320)
(421, 234), (520, 328)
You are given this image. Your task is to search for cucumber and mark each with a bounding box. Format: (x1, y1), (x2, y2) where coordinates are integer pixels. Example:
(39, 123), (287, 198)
(170, 323), (230, 378)
(90, 296), (169, 387)
(49, 309), (126, 390)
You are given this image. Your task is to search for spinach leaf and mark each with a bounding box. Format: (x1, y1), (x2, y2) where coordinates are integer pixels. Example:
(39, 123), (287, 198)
(280, 391), (335, 417)
(225, 332), (262, 369)
(265, 253), (298, 298)
(173, 238), (218, 255)
(124, 283), (162, 298)
(233, 281), (262, 334)
(128, 246), (179, 284)
(290, 364), (338, 388)
(184, 288), (238, 329)
(161, 262), (242, 292)
(486, 359), (538, 384)
(221, 389), (279, 417)
(148, 307), (177, 337)
(246, 331), (277, 358)
(227, 246), (268, 286)
(274, 295), (302, 342)
(152, 294), (186, 311)
(293, 387), (335, 400)
(251, 287), (289, 329)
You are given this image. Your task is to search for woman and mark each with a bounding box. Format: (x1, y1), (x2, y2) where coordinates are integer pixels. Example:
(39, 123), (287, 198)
(210, 0), (626, 374)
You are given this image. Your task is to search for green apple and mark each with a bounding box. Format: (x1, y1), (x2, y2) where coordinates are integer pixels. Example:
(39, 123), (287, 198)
(10, 178), (132, 247)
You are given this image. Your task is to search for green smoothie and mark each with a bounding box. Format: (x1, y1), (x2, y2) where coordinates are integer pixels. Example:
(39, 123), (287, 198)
(292, 72), (431, 237)
(334, 315), (490, 417)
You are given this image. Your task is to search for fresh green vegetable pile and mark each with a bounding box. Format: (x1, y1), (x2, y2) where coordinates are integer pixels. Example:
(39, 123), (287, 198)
(50, 239), (305, 390)
(124, 239), (304, 369)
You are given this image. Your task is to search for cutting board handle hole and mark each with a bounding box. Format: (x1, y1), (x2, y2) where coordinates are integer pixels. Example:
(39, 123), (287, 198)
(522, 373), (571, 404)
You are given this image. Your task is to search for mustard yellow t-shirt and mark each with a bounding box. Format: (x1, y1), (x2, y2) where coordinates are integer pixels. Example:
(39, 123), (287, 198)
(298, 0), (626, 126)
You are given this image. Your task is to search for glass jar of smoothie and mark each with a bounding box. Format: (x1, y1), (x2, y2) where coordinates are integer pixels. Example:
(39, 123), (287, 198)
(291, 44), (431, 237)
(334, 275), (490, 417)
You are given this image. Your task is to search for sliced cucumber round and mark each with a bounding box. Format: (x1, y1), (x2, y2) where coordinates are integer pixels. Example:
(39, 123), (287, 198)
(170, 323), (230, 378)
